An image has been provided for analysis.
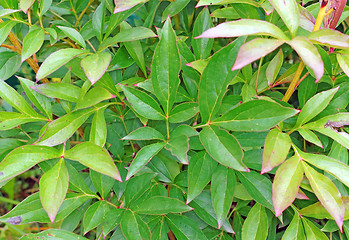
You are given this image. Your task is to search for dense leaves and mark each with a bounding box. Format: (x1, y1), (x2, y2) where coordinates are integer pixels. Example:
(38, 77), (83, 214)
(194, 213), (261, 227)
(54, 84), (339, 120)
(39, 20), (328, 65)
(0, 0), (348, 239)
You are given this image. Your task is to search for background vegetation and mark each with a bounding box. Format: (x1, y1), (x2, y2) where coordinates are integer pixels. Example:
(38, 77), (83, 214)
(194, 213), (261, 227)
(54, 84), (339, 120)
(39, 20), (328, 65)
(0, 0), (349, 239)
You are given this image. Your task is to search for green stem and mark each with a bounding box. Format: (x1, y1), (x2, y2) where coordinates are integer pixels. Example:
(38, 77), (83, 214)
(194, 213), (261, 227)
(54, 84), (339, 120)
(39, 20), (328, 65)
(166, 117), (170, 140)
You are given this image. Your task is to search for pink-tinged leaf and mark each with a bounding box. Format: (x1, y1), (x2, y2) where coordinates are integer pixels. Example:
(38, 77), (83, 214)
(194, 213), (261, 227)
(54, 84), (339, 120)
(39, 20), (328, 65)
(287, 36), (324, 82)
(300, 196), (349, 220)
(261, 128), (292, 174)
(299, 5), (316, 32)
(269, 0), (299, 36)
(20, 0), (35, 13)
(39, 158), (69, 223)
(272, 156), (303, 217)
(296, 189), (309, 200)
(36, 48), (89, 81)
(0, 145), (60, 183)
(337, 53), (349, 77)
(65, 142), (122, 182)
(81, 52), (112, 85)
(196, 19), (289, 40)
(232, 38), (284, 71)
(300, 151), (349, 189)
(114, 0), (148, 13)
(302, 161), (344, 231)
(308, 29), (349, 49)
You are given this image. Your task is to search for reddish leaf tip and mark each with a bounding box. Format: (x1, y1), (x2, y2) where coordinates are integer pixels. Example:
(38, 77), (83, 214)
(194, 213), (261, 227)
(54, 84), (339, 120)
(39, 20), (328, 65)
(49, 215), (55, 223)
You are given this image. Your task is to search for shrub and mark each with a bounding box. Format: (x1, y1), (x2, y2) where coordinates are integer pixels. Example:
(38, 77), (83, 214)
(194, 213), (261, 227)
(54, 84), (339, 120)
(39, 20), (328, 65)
(0, 0), (348, 239)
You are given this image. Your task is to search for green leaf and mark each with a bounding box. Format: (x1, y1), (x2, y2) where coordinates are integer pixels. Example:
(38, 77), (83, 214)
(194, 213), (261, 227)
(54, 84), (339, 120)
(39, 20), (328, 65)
(126, 142), (165, 180)
(0, 8), (20, 17)
(124, 172), (155, 206)
(272, 156), (303, 217)
(281, 213), (306, 240)
(301, 151), (349, 189)
(114, 0), (148, 13)
(65, 162), (95, 195)
(18, 77), (52, 120)
(39, 0), (52, 16)
(211, 165), (235, 228)
(197, 19), (288, 40)
(166, 213), (208, 240)
(0, 51), (21, 81)
(35, 108), (95, 146)
(120, 210), (151, 239)
(308, 29), (349, 49)
(20, 229), (89, 240)
(0, 192), (94, 224)
(0, 145), (60, 182)
(190, 190), (234, 233)
(169, 102), (199, 123)
(36, 48), (89, 81)
(266, 49), (283, 85)
(0, 80), (42, 118)
(237, 171), (274, 211)
(0, 112), (44, 130)
(65, 142), (121, 181)
(241, 203), (268, 240)
(121, 85), (165, 120)
(337, 53), (349, 77)
(297, 128), (323, 148)
(165, 133), (190, 164)
(302, 161), (344, 230)
(269, 0), (299, 36)
(187, 151), (217, 203)
(90, 169), (115, 199)
(299, 197), (349, 220)
(81, 52), (111, 85)
(120, 21), (147, 76)
(31, 83), (81, 102)
(199, 37), (244, 123)
(295, 87), (339, 128)
(0, 21), (17, 46)
(75, 86), (115, 110)
(39, 158), (69, 222)
(102, 208), (124, 236)
(302, 217), (329, 240)
(92, 0), (105, 42)
(21, 28), (45, 62)
(232, 38), (284, 70)
(122, 127), (165, 141)
(151, 17), (180, 115)
(287, 36), (323, 82)
(192, 7), (214, 59)
(213, 99), (299, 131)
(83, 201), (109, 234)
(199, 126), (247, 171)
(89, 108), (107, 147)
(131, 196), (192, 215)
(99, 26), (156, 51)
(57, 26), (86, 49)
(162, 0), (191, 20)
(261, 129), (292, 174)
